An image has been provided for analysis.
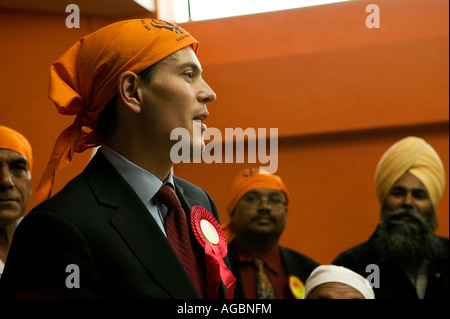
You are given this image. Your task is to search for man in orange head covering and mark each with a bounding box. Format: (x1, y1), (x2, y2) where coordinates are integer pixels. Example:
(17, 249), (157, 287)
(224, 167), (318, 299)
(0, 19), (234, 299)
(333, 136), (449, 299)
(0, 126), (32, 278)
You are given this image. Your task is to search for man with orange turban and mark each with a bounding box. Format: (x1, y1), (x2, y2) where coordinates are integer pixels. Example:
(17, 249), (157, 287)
(0, 19), (234, 299)
(333, 136), (449, 299)
(0, 125), (32, 279)
(224, 167), (318, 299)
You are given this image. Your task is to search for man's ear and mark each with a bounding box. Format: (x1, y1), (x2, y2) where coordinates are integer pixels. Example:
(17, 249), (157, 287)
(117, 71), (142, 114)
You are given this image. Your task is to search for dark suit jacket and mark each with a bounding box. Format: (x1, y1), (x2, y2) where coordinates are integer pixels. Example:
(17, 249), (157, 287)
(333, 232), (450, 299)
(227, 240), (318, 299)
(0, 150), (231, 299)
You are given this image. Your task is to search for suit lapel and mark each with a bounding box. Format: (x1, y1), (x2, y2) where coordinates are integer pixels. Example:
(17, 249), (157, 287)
(175, 183), (195, 215)
(110, 202), (198, 298)
(175, 182), (230, 299)
(85, 151), (198, 298)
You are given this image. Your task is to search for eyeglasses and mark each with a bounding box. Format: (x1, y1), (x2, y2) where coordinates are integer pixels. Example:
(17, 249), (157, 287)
(241, 193), (286, 207)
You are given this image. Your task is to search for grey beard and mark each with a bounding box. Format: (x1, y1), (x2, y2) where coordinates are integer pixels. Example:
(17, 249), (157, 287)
(372, 207), (444, 276)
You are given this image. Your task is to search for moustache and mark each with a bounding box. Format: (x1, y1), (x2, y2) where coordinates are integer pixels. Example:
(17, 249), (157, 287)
(251, 210), (276, 223)
(383, 207), (425, 225)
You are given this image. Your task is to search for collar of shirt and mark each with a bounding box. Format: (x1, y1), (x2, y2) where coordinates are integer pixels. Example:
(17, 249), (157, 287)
(235, 240), (282, 275)
(100, 144), (174, 235)
(0, 258), (4, 278)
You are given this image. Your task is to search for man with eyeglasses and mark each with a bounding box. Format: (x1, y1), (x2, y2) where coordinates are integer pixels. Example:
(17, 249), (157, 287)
(223, 168), (318, 299)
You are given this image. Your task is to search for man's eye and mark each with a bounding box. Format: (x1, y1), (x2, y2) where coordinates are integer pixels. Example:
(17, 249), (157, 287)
(243, 195), (258, 202)
(390, 188), (406, 197)
(268, 197), (282, 204)
(11, 163), (28, 174)
(412, 190), (429, 200)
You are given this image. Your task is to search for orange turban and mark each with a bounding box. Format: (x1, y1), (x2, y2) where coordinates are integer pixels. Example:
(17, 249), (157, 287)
(375, 136), (446, 209)
(37, 19), (198, 200)
(0, 125), (33, 173)
(222, 167), (290, 242)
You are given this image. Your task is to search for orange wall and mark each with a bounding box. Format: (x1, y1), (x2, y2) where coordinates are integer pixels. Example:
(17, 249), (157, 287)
(173, 0), (449, 264)
(0, 0), (448, 265)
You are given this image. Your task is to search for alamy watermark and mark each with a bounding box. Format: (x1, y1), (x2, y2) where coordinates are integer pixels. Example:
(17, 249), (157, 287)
(65, 3), (380, 30)
(65, 263), (381, 290)
(65, 4), (80, 29)
(170, 122), (279, 174)
(365, 4), (380, 29)
(366, 263), (380, 289)
(65, 264), (80, 289)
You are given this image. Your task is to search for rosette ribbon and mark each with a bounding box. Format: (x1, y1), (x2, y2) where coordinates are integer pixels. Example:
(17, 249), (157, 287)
(190, 206), (236, 299)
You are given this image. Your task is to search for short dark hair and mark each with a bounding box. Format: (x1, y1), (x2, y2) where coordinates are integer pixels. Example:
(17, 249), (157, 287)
(97, 63), (159, 140)
(137, 62), (158, 83)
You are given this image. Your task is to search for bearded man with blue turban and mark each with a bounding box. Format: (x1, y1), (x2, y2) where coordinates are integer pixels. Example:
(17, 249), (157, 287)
(333, 136), (449, 299)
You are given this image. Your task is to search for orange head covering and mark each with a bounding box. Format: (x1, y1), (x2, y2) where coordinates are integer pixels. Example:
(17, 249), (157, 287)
(37, 19), (199, 200)
(0, 125), (33, 173)
(375, 136), (446, 209)
(222, 167), (290, 242)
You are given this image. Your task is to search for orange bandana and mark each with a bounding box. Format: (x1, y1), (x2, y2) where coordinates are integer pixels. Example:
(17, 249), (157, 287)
(222, 167), (290, 242)
(37, 19), (198, 200)
(0, 125), (33, 173)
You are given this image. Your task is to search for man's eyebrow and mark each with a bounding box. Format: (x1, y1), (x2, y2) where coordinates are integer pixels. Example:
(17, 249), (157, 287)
(390, 186), (406, 190)
(178, 62), (203, 74)
(391, 185), (428, 192)
(9, 156), (29, 167)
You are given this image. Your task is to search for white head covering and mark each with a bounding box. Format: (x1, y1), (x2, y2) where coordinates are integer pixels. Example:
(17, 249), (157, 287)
(305, 265), (375, 299)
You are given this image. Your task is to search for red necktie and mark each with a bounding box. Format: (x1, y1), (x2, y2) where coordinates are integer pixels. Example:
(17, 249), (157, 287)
(155, 184), (205, 298)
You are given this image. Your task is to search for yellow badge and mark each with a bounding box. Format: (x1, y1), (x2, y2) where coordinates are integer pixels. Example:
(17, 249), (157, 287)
(200, 219), (219, 245)
(289, 275), (305, 299)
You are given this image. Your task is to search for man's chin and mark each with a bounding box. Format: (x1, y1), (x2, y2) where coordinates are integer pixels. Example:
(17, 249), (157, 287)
(250, 224), (282, 237)
(0, 210), (23, 225)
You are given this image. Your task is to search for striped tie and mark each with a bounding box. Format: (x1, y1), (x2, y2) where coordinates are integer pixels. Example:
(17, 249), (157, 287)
(155, 184), (205, 298)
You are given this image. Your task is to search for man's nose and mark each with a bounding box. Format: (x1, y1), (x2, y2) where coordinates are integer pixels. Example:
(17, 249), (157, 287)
(0, 167), (14, 189)
(198, 80), (217, 104)
(258, 198), (272, 210)
(401, 191), (414, 209)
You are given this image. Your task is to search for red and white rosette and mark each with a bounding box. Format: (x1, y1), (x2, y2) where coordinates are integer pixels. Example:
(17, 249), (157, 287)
(190, 206), (236, 299)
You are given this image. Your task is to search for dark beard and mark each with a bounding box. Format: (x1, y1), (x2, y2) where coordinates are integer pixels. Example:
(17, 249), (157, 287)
(371, 207), (445, 276)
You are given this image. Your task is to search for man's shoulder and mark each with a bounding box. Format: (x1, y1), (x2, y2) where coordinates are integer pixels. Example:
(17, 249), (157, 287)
(25, 175), (106, 232)
(32, 151), (131, 215)
(173, 175), (203, 191)
(173, 175), (211, 201)
(28, 160), (121, 224)
(437, 236), (449, 260)
(337, 240), (371, 256)
(332, 240), (373, 272)
(279, 246), (319, 268)
(32, 173), (91, 211)
(278, 246), (319, 281)
(438, 236), (449, 245)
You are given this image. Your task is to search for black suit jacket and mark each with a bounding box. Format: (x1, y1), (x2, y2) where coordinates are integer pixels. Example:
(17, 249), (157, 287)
(333, 232), (450, 299)
(227, 240), (318, 299)
(0, 150), (231, 299)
